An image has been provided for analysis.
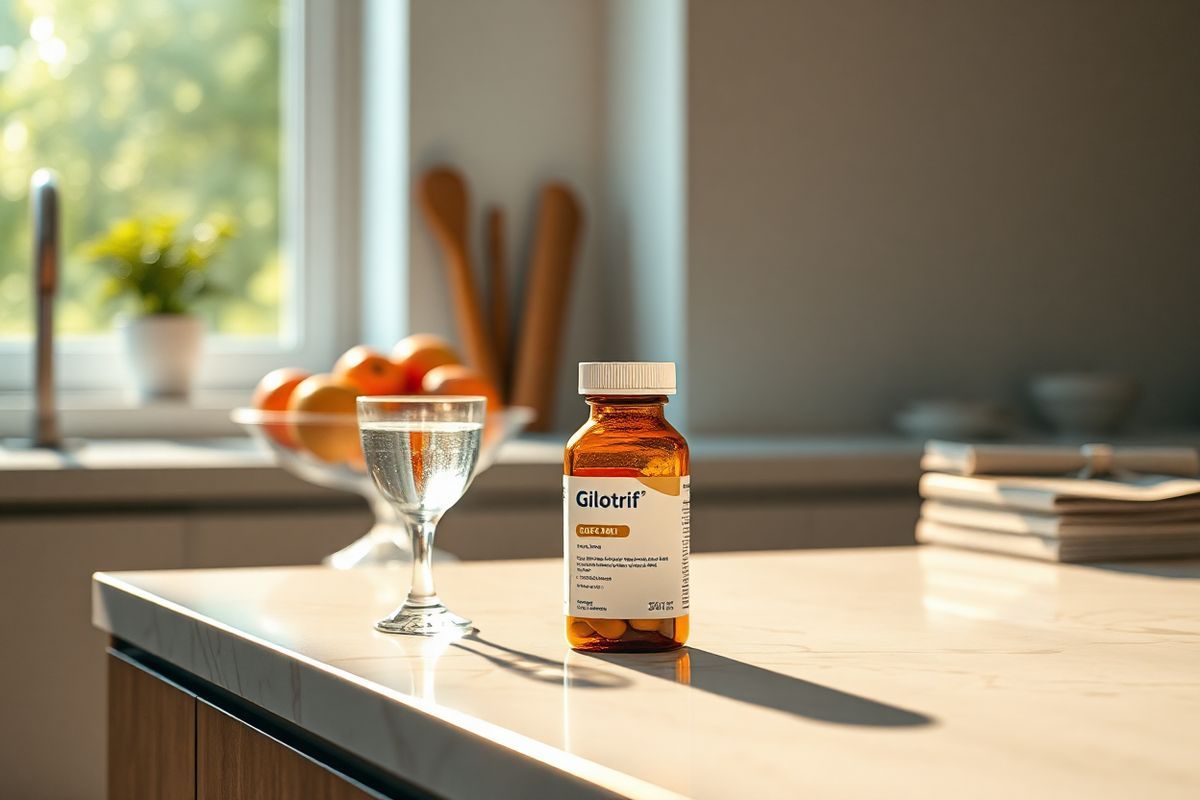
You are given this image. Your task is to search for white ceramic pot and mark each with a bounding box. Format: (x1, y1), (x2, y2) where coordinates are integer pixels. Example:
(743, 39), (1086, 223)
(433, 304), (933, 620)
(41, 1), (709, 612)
(118, 314), (205, 403)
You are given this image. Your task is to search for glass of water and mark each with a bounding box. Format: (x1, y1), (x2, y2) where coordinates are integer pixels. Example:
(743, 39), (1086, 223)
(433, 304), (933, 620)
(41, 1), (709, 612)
(357, 396), (486, 636)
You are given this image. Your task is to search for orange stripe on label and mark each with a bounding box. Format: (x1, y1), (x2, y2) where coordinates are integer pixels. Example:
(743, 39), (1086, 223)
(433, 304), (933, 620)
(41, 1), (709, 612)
(576, 524), (631, 538)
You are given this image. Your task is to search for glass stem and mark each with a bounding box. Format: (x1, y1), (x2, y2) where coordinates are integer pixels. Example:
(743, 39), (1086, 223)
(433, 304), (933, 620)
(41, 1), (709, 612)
(406, 517), (440, 607)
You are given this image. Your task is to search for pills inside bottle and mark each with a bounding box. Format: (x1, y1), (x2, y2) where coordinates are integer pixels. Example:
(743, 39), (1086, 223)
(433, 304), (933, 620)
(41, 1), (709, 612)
(564, 362), (690, 653)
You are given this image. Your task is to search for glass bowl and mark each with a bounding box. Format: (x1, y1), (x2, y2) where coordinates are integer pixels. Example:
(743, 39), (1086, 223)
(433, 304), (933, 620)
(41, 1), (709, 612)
(231, 404), (534, 568)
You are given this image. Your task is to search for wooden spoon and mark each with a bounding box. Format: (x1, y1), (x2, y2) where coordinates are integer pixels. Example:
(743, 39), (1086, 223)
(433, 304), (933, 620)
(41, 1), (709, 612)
(485, 207), (510, 399)
(511, 183), (584, 430)
(416, 167), (501, 391)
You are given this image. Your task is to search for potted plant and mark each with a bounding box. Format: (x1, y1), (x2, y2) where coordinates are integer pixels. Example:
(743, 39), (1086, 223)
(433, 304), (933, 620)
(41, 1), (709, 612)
(83, 214), (236, 403)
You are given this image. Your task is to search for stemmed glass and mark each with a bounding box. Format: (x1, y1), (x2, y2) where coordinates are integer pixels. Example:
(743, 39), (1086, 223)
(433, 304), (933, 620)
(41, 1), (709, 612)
(358, 396), (485, 636)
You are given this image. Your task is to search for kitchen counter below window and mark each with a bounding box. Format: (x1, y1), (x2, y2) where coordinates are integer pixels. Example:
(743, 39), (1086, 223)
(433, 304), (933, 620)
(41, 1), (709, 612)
(0, 435), (925, 507)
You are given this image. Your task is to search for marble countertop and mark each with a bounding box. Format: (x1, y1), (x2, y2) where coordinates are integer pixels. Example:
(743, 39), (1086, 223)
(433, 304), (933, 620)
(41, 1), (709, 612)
(93, 548), (1200, 799)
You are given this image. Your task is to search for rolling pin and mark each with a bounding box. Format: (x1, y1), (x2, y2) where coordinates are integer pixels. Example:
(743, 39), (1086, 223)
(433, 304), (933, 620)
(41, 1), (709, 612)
(511, 183), (584, 430)
(415, 166), (501, 391)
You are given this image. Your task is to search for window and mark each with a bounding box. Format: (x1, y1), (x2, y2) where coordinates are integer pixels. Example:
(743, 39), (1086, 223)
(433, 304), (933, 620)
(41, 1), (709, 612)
(1, 0), (283, 338)
(0, 0), (359, 392)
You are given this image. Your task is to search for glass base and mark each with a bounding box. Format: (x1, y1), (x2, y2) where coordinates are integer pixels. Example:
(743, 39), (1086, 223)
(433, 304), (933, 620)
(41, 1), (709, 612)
(375, 602), (475, 637)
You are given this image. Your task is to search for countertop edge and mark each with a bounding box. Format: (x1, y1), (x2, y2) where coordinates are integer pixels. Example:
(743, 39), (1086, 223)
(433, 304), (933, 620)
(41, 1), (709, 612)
(91, 571), (689, 800)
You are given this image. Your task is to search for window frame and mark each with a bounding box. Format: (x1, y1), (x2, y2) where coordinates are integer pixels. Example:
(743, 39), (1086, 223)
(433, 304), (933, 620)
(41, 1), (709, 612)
(0, 0), (361, 393)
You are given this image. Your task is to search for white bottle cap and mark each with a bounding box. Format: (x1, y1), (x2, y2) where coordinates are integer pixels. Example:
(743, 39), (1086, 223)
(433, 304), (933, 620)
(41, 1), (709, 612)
(578, 362), (677, 395)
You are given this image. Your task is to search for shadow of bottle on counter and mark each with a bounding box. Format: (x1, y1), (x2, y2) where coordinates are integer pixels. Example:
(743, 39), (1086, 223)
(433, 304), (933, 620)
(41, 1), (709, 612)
(451, 633), (631, 690)
(585, 648), (934, 728)
(1089, 562), (1200, 580)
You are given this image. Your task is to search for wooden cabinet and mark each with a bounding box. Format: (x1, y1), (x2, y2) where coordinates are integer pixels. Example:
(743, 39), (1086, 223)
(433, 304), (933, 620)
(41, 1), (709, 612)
(107, 652), (393, 800)
(197, 701), (376, 800)
(108, 653), (196, 800)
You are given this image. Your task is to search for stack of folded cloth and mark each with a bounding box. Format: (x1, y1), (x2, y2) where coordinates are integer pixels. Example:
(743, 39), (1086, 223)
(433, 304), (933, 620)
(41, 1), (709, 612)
(916, 440), (1200, 562)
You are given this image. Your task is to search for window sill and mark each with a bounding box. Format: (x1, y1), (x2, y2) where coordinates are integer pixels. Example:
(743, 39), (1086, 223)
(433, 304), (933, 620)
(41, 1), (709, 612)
(0, 390), (248, 440)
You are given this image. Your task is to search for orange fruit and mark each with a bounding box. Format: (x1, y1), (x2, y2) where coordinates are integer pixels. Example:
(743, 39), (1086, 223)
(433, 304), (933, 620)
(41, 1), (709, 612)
(252, 367), (310, 448)
(421, 364), (501, 413)
(287, 374), (362, 464)
(391, 334), (460, 393)
(334, 345), (407, 395)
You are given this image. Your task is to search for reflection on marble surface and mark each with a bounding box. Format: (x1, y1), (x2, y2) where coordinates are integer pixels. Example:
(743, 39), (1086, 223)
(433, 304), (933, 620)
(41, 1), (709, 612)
(402, 638), (453, 702)
(454, 633), (630, 690)
(920, 546), (1063, 623)
(94, 548), (1200, 800)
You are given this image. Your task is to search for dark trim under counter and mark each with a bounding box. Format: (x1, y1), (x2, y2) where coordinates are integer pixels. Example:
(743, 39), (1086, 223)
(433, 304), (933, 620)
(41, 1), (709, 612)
(109, 643), (437, 800)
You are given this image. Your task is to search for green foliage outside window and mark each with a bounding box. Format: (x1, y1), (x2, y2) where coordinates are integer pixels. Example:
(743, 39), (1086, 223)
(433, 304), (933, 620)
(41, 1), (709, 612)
(0, 0), (282, 337)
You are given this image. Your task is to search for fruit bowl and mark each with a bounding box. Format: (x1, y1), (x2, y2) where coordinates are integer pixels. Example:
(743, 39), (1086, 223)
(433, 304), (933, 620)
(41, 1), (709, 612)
(232, 404), (534, 568)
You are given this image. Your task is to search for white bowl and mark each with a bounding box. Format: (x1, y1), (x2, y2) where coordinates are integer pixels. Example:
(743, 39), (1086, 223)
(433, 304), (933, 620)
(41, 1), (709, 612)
(894, 400), (1010, 440)
(231, 405), (535, 568)
(1029, 373), (1138, 435)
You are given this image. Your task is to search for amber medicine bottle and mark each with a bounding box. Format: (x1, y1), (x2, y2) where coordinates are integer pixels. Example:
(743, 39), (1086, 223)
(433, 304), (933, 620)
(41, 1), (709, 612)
(564, 362), (690, 652)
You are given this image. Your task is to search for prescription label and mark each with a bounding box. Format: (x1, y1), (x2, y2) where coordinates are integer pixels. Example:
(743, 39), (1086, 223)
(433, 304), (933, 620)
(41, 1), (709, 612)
(564, 475), (690, 619)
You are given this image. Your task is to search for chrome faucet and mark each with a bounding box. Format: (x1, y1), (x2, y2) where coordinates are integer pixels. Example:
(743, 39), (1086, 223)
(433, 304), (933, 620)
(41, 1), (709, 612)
(30, 169), (61, 449)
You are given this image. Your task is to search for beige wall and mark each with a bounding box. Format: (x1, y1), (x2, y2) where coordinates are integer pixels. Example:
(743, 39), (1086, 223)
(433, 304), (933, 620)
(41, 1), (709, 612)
(686, 0), (1200, 432)
(383, 1), (1200, 434)
(406, 0), (607, 430)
